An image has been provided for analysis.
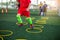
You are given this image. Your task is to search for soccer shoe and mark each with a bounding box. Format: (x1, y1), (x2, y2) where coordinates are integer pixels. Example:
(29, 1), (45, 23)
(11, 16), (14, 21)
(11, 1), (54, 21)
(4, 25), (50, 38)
(18, 23), (23, 27)
(30, 24), (34, 29)
(16, 22), (23, 27)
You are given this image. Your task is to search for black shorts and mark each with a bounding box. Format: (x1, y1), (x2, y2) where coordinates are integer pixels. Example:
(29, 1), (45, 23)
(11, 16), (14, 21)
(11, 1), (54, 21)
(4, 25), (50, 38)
(18, 3), (20, 7)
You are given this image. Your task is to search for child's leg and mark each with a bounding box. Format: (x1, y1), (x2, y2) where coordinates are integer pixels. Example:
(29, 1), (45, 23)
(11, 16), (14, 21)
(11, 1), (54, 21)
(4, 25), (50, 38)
(24, 11), (32, 24)
(16, 8), (23, 24)
(24, 11), (34, 29)
(2, 8), (4, 14)
(26, 17), (32, 24)
(16, 14), (23, 24)
(39, 9), (41, 16)
(41, 12), (44, 16)
(26, 17), (34, 29)
(6, 8), (8, 14)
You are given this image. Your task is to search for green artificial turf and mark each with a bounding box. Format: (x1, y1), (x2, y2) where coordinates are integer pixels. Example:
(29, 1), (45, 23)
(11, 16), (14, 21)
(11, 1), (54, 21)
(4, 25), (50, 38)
(0, 9), (60, 40)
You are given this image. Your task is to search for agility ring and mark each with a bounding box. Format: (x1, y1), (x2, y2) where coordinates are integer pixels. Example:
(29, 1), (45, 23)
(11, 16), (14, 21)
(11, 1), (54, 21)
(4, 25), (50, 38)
(24, 23), (28, 25)
(41, 17), (49, 20)
(34, 25), (44, 28)
(31, 17), (35, 20)
(35, 20), (46, 24)
(0, 36), (3, 40)
(0, 30), (13, 40)
(36, 19), (46, 22)
(0, 30), (13, 36)
(26, 27), (42, 33)
(16, 39), (27, 40)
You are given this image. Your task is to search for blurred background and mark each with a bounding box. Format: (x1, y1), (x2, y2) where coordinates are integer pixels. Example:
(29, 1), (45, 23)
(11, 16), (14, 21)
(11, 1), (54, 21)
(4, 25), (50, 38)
(0, 0), (60, 16)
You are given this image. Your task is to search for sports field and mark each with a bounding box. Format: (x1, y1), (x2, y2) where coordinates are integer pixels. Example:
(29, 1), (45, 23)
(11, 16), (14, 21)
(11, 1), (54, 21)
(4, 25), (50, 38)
(0, 9), (60, 40)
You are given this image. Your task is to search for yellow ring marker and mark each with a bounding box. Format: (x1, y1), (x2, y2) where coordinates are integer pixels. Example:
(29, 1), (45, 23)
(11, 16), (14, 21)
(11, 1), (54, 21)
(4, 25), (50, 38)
(36, 20), (46, 22)
(41, 17), (49, 20)
(16, 39), (27, 40)
(24, 23), (28, 25)
(37, 20), (46, 22)
(0, 30), (13, 37)
(34, 25), (44, 28)
(16, 22), (28, 25)
(26, 27), (42, 33)
(35, 21), (46, 24)
(0, 36), (4, 40)
(31, 17), (35, 20)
